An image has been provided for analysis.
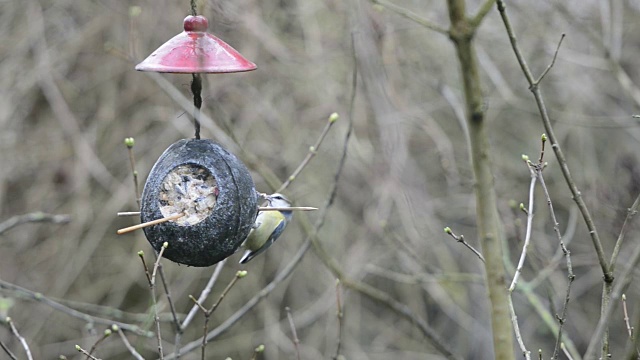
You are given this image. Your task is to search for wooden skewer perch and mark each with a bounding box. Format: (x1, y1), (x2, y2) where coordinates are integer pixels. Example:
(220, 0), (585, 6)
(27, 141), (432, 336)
(117, 206), (318, 217)
(117, 213), (184, 235)
(261, 206), (318, 211)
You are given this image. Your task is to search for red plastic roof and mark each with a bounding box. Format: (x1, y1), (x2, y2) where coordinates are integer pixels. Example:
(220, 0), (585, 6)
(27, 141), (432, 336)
(135, 15), (257, 74)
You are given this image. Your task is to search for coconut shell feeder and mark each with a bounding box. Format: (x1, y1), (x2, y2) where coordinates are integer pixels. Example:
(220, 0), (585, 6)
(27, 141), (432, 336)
(139, 139), (257, 267)
(128, 13), (258, 267)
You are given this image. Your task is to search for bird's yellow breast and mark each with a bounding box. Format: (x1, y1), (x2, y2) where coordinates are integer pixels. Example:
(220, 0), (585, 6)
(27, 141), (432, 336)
(243, 210), (286, 251)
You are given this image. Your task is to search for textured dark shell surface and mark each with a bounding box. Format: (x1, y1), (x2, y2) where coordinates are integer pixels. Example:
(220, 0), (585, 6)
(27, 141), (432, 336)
(140, 139), (257, 267)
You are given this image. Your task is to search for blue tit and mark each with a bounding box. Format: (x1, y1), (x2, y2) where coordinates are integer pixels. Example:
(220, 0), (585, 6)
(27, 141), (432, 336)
(239, 193), (293, 264)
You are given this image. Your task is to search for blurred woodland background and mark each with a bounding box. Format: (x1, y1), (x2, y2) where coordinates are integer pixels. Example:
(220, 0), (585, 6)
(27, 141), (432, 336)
(1, 0), (640, 359)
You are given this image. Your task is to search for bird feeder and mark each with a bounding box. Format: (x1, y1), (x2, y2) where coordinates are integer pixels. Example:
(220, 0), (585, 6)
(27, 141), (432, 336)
(133, 15), (258, 267)
(140, 139), (257, 267)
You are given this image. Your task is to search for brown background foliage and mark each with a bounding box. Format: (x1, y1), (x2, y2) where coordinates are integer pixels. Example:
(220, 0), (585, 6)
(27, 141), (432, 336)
(1, 0), (639, 359)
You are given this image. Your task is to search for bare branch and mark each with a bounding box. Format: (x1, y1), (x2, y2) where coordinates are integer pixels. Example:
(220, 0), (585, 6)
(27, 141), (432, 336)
(509, 160), (537, 291)
(609, 193), (640, 273)
(444, 228), (485, 263)
(0, 212), (70, 235)
(278, 113), (339, 193)
(584, 242), (640, 359)
(535, 34), (566, 85)
(469, 0), (496, 29)
(508, 296), (532, 359)
(495, 0), (611, 283)
(371, 0), (449, 35)
(285, 307), (301, 360)
(5, 318), (33, 360)
(0, 280), (152, 337)
(114, 325), (145, 360)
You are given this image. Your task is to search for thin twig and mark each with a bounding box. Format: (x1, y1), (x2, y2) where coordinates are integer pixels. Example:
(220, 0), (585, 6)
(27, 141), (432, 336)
(622, 294), (633, 338)
(181, 259), (226, 329)
(332, 279), (344, 360)
(609, 192), (640, 273)
(444, 228), (485, 263)
(538, 175), (575, 360)
(250, 345), (265, 360)
(189, 270), (246, 360)
(285, 307), (301, 360)
(535, 34), (566, 84)
(509, 158), (537, 291)
(124, 137), (140, 208)
(75, 345), (101, 360)
(550, 243), (574, 360)
(0, 339), (18, 360)
(621, 294), (640, 358)
(86, 328), (112, 360)
(277, 113), (339, 193)
(0, 212), (70, 235)
(153, 246), (168, 359)
(584, 240), (640, 359)
(151, 244), (168, 285)
(156, 262), (181, 346)
(187, 296), (207, 313)
(207, 271), (246, 315)
(0, 280), (153, 337)
(516, 281), (581, 359)
(508, 296), (532, 359)
(5, 318), (33, 360)
(140, 243), (169, 359)
(469, 0), (496, 29)
(114, 325), (145, 360)
(561, 343), (575, 360)
(371, 0), (449, 35)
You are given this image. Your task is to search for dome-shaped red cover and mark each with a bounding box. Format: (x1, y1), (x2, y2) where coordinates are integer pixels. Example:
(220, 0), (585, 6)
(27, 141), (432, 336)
(135, 15), (257, 74)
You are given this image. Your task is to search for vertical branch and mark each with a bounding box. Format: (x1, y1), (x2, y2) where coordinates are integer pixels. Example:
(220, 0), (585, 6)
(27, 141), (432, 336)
(139, 243), (169, 359)
(584, 241), (640, 359)
(285, 307), (301, 360)
(446, 0), (515, 358)
(538, 170), (575, 360)
(509, 161), (537, 292)
(508, 296), (531, 359)
(124, 137), (140, 208)
(332, 279), (344, 360)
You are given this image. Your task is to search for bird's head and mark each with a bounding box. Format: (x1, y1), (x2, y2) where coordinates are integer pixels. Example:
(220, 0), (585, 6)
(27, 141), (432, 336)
(266, 193), (291, 208)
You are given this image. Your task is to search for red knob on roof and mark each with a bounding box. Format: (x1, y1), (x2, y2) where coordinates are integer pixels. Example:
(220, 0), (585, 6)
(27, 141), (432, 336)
(135, 15), (257, 74)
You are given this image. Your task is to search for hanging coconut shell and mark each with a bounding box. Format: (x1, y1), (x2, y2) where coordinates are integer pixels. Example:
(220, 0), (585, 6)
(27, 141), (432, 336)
(140, 139), (257, 266)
